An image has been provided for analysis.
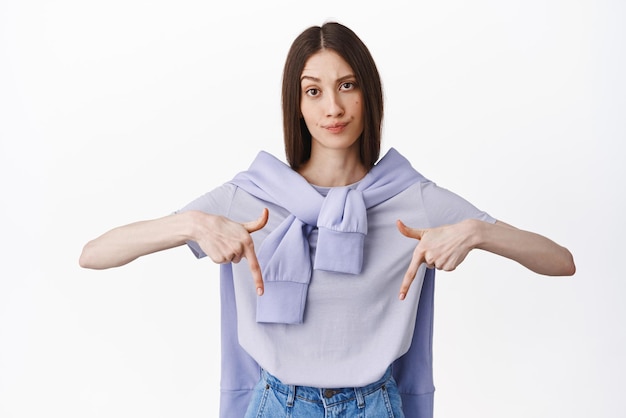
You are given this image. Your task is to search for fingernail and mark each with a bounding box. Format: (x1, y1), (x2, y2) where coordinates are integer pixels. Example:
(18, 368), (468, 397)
(257, 287), (264, 296)
(399, 293), (405, 301)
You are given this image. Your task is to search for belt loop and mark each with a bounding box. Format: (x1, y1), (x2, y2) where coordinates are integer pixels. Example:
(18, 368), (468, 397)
(354, 386), (365, 409)
(287, 384), (296, 407)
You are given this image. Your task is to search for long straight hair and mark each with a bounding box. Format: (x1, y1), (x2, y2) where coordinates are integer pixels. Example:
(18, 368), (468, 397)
(282, 22), (384, 170)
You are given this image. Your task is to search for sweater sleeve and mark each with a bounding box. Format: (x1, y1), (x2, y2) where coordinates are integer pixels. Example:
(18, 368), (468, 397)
(418, 181), (496, 227)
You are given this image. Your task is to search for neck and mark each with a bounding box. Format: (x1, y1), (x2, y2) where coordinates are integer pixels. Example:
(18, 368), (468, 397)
(297, 147), (367, 187)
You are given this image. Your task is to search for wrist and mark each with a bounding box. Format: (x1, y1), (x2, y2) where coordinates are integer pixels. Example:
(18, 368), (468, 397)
(179, 210), (208, 242)
(463, 218), (485, 250)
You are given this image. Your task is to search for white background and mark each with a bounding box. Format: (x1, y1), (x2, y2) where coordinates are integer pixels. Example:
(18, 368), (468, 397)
(1, 0), (624, 417)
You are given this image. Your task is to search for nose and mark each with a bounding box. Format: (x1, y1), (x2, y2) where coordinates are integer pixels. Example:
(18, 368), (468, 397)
(325, 92), (344, 117)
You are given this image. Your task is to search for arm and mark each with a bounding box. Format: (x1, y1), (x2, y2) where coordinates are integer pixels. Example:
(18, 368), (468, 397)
(79, 209), (269, 294)
(472, 220), (575, 276)
(79, 211), (197, 270)
(396, 218), (575, 300)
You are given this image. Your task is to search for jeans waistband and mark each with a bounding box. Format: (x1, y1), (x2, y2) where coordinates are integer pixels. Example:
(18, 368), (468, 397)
(260, 366), (393, 406)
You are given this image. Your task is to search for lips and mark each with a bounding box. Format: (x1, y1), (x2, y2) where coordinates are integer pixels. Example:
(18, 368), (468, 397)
(324, 122), (348, 133)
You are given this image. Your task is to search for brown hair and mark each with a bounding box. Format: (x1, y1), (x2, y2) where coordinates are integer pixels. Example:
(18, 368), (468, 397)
(282, 22), (383, 170)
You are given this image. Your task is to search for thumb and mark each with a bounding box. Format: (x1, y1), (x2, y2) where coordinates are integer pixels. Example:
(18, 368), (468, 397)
(242, 208), (269, 233)
(396, 219), (425, 240)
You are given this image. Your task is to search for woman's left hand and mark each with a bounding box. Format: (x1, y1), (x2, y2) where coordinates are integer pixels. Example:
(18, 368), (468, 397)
(395, 218), (576, 300)
(395, 219), (476, 300)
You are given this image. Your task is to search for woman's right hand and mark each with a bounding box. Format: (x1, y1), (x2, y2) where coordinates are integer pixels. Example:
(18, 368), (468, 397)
(80, 208), (269, 296)
(192, 208), (269, 295)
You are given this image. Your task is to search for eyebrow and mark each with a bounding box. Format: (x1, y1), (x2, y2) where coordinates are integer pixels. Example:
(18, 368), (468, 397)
(300, 74), (356, 84)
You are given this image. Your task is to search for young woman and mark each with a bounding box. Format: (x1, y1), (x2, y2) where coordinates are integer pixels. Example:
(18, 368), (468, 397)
(80, 22), (575, 418)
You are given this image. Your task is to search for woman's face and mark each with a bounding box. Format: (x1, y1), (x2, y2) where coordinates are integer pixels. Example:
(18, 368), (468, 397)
(299, 49), (364, 156)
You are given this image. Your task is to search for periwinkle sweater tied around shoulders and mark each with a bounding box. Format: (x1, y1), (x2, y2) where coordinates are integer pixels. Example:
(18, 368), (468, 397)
(181, 148), (450, 418)
(230, 147), (426, 325)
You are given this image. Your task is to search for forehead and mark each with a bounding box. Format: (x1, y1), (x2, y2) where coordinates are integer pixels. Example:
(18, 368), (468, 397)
(301, 49), (354, 80)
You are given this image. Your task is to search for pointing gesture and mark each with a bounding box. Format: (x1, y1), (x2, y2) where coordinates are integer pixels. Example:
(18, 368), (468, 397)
(196, 208), (269, 296)
(240, 208), (269, 295)
(396, 219), (474, 300)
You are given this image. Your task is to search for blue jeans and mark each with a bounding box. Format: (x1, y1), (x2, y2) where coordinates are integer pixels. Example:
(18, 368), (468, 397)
(244, 366), (405, 418)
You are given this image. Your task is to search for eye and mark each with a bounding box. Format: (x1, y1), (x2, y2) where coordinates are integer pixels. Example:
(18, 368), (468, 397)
(305, 88), (320, 97)
(340, 82), (356, 91)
